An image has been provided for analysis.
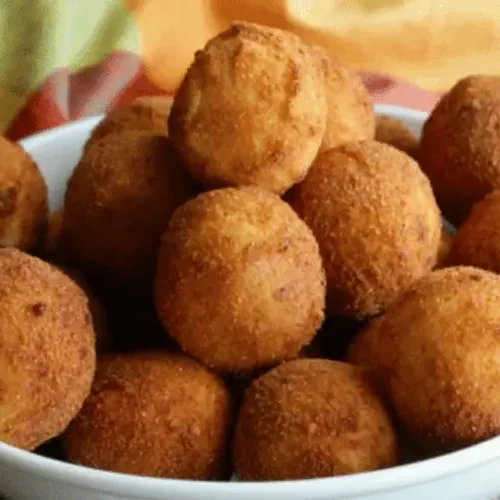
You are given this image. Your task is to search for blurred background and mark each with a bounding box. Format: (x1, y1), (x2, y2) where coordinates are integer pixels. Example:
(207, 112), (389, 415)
(1, 0), (498, 137)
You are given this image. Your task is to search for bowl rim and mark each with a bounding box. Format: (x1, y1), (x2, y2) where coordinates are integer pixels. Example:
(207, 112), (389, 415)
(5, 103), (499, 498)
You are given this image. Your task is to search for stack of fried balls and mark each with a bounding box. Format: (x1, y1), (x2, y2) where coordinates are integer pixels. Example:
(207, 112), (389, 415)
(3, 21), (500, 483)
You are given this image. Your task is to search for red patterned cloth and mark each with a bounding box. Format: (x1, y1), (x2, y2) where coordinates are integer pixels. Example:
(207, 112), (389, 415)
(5, 52), (440, 141)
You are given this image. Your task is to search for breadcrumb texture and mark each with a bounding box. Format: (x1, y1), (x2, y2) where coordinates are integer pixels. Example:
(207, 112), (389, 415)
(347, 267), (500, 453)
(62, 132), (196, 289)
(233, 359), (398, 480)
(0, 136), (48, 252)
(85, 95), (173, 151)
(63, 351), (233, 480)
(168, 22), (327, 194)
(0, 249), (95, 450)
(420, 75), (500, 225)
(313, 46), (375, 153)
(445, 190), (500, 272)
(154, 186), (326, 374)
(288, 140), (441, 318)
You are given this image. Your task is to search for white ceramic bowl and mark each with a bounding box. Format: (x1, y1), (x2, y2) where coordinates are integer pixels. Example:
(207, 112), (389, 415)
(0, 105), (499, 500)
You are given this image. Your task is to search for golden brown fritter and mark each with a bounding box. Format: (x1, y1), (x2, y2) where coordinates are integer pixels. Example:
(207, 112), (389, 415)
(154, 186), (326, 374)
(62, 132), (196, 290)
(0, 136), (48, 252)
(445, 191), (500, 272)
(0, 248), (95, 450)
(288, 140), (441, 319)
(420, 75), (500, 225)
(63, 351), (233, 480)
(313, 46), (375, 153)
(347, 267), (500, 454)
(375, 115), (419, 159)
(233, 359), (398, 480)
(44, 208), (64, 262)
(168, 22), (327, 194)
(85, 95), (173, 151)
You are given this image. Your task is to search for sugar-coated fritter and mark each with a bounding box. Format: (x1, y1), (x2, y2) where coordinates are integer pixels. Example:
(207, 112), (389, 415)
(155, 186), (326, 374)
(62, 132), (196, 290)
(347, 267), (500, 454)
(313, 46), (375, 153)
(168, 22), (327, 194)
(233, 359), (398, 480)
(375, 115), (419, 159)
(288, 140), (441, 319)
(0, 249), (95, 450)
(63, 351), (233, 480)
(0, 136), (48, 252)
(85, 95), (173, 151)
(420, 75), (500, 225)
(445, 191), (500, 272)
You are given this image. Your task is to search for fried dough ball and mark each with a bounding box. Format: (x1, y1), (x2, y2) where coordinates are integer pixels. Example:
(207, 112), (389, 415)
(62, 132), (196, 290)
(63, 351), (233, 480)
(155, 186), (326, 374)
(85, 95), (173, 151)
(233, 359), (398, 480)
(169, 22), (327, 194)
(288, 140), (441, 319)
(0, 136), (48, 252)
(375, 115), (419, 159)
(0, 249), (95, 450)
(313, 47), (375, 153)
(420, 75), (500, 225)
(347, 267), (500, 453)
(445, 191), (500, 272)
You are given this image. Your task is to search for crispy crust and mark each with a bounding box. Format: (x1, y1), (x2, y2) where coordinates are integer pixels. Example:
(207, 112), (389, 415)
(0, 137), (48, 253)
(420, 75), (500, 225)
(154, 186), (326, 374)
(288, 140), (441, 318)
(168, 22), (327, 194)
(63, 351), (233, 480)
(347, 266), (500, 453)
(233, 359), (398, 480)
(375, 115), (419, 160)
(84, 95), (173, 151)
(445, 190), (500, 272)
(312, 46), (375, 153)
(0, 249), (95, 450)
(62, 132), (196, 290)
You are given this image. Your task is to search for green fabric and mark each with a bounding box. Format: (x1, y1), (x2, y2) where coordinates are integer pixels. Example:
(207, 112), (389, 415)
(0, 0), (140, 129)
